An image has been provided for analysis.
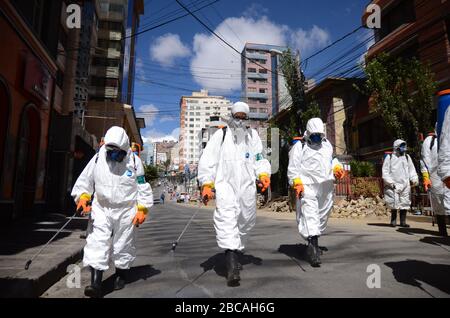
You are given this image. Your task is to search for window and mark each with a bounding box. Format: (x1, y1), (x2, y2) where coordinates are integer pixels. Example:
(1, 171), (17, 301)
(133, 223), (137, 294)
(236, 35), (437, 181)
(248, 68), (257, 73)
(196, 112), (201, 116)
(250, 108), (257, 113)
(376, 0), (416, 41)
(260, 108), (268, 113)
(259, 88), (266, 93)
(248, 87), (257, 92)
(259, 69), (267, 74)
(206, 107), (210, 110)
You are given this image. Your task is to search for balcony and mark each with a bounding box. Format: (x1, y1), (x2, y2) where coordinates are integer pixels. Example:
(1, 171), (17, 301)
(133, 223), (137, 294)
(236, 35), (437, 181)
(247, 72), (268, 80)
(247, 92), (268, 99)
(98, 29), (122, 41)
(90, 66), (120, 78)
(246, 52), (267, 60)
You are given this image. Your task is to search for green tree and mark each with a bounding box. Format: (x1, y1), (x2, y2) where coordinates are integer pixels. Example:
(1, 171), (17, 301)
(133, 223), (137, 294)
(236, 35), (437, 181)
(362, 53), (437, 159)
(279, 48), (321, 139)
(279, 48), (306, 139)
(144, 164), (159, 181)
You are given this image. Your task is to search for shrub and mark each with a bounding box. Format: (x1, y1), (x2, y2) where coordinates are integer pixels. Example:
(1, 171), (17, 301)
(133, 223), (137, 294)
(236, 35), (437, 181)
(350, 160), (376, 177)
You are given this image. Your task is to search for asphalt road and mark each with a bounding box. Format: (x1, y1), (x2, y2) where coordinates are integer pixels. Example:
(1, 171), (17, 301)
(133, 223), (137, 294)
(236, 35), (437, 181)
(43, 188), (450, 298)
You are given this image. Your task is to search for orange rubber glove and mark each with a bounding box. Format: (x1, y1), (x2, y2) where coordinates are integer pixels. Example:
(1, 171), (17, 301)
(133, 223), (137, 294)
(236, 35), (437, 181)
(293, 178), (304, 198)
(333, 165), (345, 180)
(258, 173), (271, 193)
(201, 183), (214, 205)
(422, 172), (432, 192)
(444, 177), (450, 189)
(76, 193), (92, 215)
(133, 204), (148, 226)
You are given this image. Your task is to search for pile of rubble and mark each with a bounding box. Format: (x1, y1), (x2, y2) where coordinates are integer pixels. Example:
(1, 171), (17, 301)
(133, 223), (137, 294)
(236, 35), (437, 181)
(264, 195), (390, 219)
(332, 196), (389, 218)
(264, 196), (291, 213)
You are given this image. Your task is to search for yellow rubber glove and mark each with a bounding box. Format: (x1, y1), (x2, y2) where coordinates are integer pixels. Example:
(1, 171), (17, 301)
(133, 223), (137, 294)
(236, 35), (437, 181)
(422, 172), (432, 192)
(333, 165), (345, 180)
(201, 182), (214, 206)
(133, 204), (148, 226)
(76, 193), (92, 215)
(293, 178), (304, 198)
(258, 173), (271, 193)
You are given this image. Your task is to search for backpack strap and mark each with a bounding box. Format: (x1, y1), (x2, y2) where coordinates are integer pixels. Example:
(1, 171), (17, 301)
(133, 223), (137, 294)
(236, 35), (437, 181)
(221, 126), (227, 145)
(430, 135), (437, 151)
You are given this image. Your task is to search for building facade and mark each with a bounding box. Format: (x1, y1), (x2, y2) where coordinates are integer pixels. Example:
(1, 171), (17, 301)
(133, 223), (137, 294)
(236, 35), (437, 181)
(241, 43), (290, 126)
(179, 90), (232, 167)
(85, 0), (145, 146)
(358, 0), (450, 161)
(0, 0), (146, 221)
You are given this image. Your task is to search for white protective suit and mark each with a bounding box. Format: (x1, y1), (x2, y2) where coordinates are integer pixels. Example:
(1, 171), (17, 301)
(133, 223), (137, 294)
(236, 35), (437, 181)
(438, 106), (450, 184)
(287, 118), (343, 239)
(72, 127), (153, 271)
(421, 135), (450, 215)
(382, 139), (419, 210)
(197, 122), (271, 251)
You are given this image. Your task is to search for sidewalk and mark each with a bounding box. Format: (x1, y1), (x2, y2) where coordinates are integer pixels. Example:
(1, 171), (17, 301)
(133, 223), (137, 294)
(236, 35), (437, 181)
(0, 213), (87, 298)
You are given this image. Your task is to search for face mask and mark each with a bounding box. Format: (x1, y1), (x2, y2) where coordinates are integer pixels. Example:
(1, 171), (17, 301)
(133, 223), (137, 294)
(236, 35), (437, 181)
(309, 133), (323, 145)
(398, 145), (407, 154)
(106, 148), (127, 162)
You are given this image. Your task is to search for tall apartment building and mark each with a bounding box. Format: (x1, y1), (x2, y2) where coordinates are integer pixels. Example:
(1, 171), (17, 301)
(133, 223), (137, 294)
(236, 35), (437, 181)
(179, 90), (232, 167)
(86, 0), (145, 146)
(241, 43), (290, 125)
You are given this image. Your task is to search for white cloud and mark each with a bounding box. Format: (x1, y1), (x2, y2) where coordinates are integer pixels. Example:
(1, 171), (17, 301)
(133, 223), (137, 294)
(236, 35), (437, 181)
(290, 25), (331, 57)
(142, 128), (180, 143)
(135, 57), (146, 80)
(190, 15), (330, 93)
(138, 104), (159, 126)
(150, 33), (190, 67)
(138, 104), (178, 126)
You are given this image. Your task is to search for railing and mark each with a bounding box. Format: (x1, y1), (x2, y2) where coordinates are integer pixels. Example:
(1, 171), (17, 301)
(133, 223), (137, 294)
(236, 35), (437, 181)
(334, 176), (431, 213)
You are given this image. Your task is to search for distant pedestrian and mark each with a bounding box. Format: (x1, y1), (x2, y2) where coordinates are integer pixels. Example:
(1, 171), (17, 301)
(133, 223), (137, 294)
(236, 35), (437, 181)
(160, 193), (165, 204)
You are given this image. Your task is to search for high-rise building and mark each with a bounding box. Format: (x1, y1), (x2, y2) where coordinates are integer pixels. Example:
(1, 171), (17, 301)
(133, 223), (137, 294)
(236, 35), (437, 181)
(85, 0), (145, 146)
(241, 43), (290, 124)
(179, 90), (232, 167)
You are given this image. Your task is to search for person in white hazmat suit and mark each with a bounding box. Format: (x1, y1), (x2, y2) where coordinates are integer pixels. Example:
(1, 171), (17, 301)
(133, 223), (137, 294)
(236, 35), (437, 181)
(197, 102), (271, 286)
(438, 106), (450, 235)
(421, 131), (449, 237)
(287, 118), (345, 267)
(382, 139), (419, 228)
(72, 126), (153, 297)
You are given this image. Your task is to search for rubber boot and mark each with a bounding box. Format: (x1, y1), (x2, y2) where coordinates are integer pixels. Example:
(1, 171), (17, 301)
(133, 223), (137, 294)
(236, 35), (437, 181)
(114, 268), (128, 290)
(307, 236), (321, 267)
(225, 250), (240, 287)
(399, 210), (410, 228)
(84, 267), (103, 298)
(390, 210), (397, 227)
(436, 215), (448, 237)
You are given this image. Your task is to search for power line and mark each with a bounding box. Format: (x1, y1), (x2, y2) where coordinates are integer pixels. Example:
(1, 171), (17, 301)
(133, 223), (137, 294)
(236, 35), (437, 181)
(174, 0), (285, 79)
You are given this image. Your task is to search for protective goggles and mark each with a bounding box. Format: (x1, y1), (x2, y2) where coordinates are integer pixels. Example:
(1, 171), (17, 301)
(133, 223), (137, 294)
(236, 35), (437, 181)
(309, 133), (323, 144)
(106, 145), (127, 162)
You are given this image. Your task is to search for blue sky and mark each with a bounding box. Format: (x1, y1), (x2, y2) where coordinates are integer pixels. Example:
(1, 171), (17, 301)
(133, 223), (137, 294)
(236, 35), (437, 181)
(133, 0), (372, 145)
